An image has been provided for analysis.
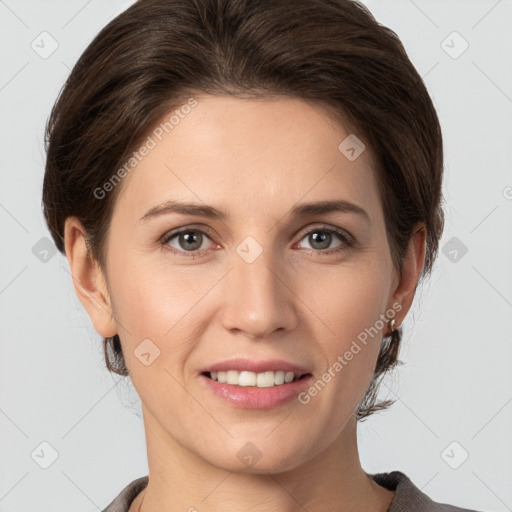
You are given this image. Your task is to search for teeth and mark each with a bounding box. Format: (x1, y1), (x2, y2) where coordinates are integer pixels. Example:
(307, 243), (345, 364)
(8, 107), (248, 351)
(208, 370), (299, 387)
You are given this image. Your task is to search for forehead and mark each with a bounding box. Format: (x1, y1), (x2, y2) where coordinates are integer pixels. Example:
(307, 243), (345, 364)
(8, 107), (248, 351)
(113, 94), (382, 225)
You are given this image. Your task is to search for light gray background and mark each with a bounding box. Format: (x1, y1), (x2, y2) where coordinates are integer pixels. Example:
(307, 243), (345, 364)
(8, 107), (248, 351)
(0, 1), (511, 511)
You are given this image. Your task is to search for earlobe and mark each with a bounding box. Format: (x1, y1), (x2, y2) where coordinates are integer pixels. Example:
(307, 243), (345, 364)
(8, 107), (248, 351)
(63, 217), (118, 338)
(389, 222), (427, 325)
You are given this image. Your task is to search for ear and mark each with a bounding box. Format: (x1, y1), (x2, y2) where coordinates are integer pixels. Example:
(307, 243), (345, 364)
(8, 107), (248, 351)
(388, 222), (427, 329)
(63, 217), (118, 338)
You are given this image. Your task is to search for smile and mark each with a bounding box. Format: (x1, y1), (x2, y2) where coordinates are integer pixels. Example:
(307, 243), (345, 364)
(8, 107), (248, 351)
(204, 370), (306, 387)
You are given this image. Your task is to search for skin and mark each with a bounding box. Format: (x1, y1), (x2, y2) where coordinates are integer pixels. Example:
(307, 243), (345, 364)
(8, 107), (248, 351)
(64, 95), (426, 512)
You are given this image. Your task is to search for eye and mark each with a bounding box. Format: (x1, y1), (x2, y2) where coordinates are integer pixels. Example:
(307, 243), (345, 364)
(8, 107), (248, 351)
(160, 224), (353, 258)
(296, 225), (353, 254)
(161, 227), (216, 257)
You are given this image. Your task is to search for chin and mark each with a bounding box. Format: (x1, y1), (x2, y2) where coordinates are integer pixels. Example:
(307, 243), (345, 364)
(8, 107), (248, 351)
(204, 441), (308, 475)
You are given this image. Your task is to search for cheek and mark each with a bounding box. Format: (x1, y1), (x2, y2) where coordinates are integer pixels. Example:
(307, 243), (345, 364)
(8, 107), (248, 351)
(108, 253), (206, 335)
(298, 259), (388, 341)
(296, 261), (389, 399)
(107, 255), (223, 372)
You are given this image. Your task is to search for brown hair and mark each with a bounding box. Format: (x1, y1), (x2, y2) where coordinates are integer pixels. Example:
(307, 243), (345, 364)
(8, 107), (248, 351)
(42, 0), (444, 421)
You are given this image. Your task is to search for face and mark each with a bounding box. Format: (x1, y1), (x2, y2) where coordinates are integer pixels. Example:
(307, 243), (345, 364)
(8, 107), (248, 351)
(67, 94), (422, 474)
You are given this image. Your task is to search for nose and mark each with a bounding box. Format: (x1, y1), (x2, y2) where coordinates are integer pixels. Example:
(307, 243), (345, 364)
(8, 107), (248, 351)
(220, 243), (299, 339)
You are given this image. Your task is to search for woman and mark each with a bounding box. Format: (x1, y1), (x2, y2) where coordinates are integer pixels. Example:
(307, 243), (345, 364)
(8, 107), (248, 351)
(42, 0), (482, 510)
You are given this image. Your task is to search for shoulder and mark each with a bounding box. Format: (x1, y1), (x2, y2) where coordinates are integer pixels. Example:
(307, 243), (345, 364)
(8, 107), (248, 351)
(371, 470), (483, 512)
(101, 476), (149, 512)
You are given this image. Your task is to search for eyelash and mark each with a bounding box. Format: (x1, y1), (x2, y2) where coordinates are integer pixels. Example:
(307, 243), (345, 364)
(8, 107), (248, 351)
(160, 224), (354, 259)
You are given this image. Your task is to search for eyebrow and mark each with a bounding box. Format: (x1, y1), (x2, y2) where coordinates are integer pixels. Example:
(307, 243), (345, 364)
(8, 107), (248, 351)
(138, 198), (370, 224)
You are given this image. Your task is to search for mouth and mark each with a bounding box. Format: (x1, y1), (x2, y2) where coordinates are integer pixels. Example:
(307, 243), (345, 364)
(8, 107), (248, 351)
(202, 370), (311, 388)
(199, 362), (314, 409)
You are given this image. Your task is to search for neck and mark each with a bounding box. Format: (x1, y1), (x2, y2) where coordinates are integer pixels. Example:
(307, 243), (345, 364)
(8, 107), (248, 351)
(133, 406), (394, 512)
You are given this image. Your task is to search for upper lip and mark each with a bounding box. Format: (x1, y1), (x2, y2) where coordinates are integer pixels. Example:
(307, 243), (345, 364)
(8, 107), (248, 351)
(201, 358), (311, 376)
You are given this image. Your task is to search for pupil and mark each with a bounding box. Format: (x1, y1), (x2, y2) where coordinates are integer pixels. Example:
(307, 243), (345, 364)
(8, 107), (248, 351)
(181, 231), (201, 250)
(311, 231), (331, 250)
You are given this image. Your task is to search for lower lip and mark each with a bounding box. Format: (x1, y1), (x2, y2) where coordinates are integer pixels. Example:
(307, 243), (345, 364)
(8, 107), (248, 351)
(199, 374), (313, 409)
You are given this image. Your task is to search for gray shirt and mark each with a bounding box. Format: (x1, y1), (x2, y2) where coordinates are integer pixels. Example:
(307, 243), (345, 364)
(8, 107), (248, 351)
(101, 471), (481, 511)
